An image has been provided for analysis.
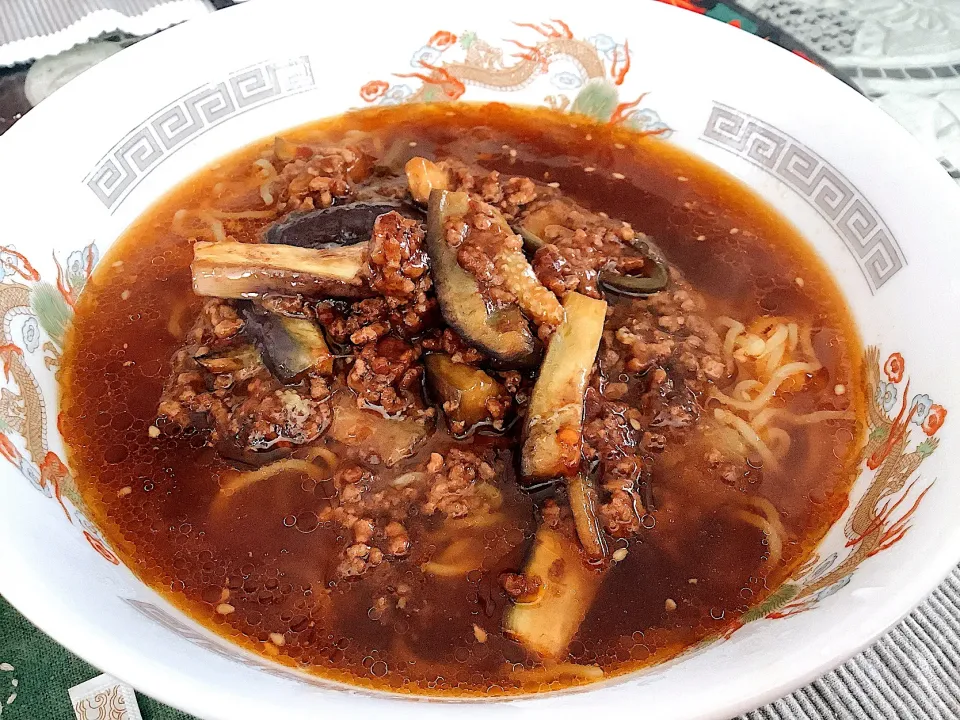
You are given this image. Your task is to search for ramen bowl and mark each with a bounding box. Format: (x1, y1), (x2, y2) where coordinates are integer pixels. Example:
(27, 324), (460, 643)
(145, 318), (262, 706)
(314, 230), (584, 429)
(1, 1), (959, 718)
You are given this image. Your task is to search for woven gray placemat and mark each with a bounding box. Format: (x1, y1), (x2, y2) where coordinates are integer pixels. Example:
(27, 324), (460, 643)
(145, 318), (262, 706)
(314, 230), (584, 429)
(745, 567), (960, 719)
(0, 0), (213, 66)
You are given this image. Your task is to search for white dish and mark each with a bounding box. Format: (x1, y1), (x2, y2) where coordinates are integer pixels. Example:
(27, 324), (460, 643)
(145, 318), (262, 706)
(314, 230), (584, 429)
(1, 1), (959, 718)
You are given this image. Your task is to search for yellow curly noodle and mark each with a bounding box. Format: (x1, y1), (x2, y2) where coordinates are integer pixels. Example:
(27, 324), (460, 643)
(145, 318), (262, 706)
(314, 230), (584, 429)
(709, 316), (856, 562)
(171, 158), (280, 245)
(208, 450), (340, 521)
(422, 483), (505, 576)
(253, 158), (279, 205)
(727, 495), (787, 566)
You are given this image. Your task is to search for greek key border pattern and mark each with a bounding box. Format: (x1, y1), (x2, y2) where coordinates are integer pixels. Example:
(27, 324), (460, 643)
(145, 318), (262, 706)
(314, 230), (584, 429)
(701, 102), (905, 293)
(85, 56), (316, 213)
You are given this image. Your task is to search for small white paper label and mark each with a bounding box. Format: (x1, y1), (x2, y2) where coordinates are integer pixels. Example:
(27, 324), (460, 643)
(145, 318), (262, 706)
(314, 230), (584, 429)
(69, 674), (143, 720)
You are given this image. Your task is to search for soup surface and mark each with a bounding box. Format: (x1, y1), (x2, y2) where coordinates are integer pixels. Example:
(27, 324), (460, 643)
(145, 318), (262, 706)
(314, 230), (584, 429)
(61, 103), (862, 695)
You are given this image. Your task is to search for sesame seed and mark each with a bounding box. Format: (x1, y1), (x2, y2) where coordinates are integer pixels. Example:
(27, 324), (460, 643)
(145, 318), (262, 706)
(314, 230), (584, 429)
(688, 578), (698, 585)
(548, 182), (561, 188)
(612, 548), (629, 562)
(408, 141), (417, 147)
(696, 235), (706, 242)
(729, 227), (739, 235)
(834, 384), (846, 396)
(112, 260), (124, 268)
(795, 277), (805, 287)
(585, 133), (592, 140)
(148, 425), (161, 438)
(502, 144), (510, 150)
(612, 172), (626, 180)
(120, 289), (131, 300)
(509, 149), (517, 158)
(584, 166), (595, 173)
(269, 633), (286, 647)
(216, 603), (235, 615)
(614, 142), (626, 149)
(665, 598), (677, 611)
(117, 486), (132, 498)
(445, 111), (455, 116)
(677, 176), (689, 182)
(219, 587), (230, 603)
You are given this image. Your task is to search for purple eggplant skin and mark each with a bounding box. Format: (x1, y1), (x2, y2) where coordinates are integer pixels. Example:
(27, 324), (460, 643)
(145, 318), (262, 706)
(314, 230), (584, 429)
(265, 201), (423, 250)
(239, 302), (333, 383)
(425, 189), (538, 369)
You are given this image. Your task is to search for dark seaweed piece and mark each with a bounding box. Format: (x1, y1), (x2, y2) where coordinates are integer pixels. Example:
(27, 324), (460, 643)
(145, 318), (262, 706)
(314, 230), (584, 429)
(598, 259), (669, 297)
(516, 217), (669, 297)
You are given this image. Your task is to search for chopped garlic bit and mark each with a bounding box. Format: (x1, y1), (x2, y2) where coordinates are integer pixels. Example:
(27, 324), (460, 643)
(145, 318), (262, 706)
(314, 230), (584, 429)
(473, 624), (488, 643)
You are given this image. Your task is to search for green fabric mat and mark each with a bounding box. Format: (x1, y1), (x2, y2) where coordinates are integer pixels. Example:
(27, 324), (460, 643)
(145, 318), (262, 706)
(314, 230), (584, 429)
(0, 595), (194, 719)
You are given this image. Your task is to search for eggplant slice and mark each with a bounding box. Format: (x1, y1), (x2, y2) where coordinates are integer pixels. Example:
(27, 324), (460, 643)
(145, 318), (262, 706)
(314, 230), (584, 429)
(521, 292), (607, 481)
(327, 392), (431, 467)
(425, 190), (538, 368)
(503, 525), (604, 659)
(425, 353), (506, 435)
(194, 344), (262, 375)
(265, 201), (421, 250)
(240, 303), (334, 382)
(405, 157), (449, 204)
(567, 470), (607, 560)
(192, 240), (371, 300)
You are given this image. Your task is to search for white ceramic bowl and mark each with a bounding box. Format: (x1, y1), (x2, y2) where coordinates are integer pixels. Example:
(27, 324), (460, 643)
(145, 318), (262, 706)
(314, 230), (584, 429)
(1, 1), (959, 718)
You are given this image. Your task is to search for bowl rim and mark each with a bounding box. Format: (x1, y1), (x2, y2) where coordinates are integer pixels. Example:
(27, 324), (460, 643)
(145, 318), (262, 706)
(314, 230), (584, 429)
(3, 1), (960, 718)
